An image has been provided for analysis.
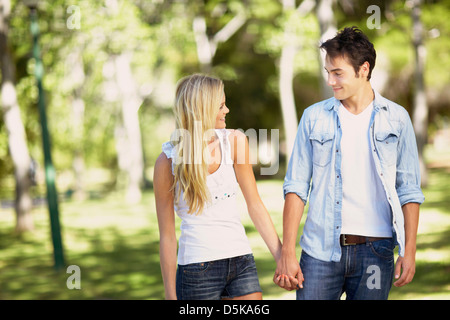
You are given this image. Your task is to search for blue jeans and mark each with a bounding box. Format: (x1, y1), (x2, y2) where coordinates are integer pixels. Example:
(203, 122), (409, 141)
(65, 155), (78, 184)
(297, 238), (395, 300)
(176, 254), (262, 300)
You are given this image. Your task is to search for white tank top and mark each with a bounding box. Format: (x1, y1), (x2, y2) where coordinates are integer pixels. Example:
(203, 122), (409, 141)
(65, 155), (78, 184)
(162, 129), (252, 265)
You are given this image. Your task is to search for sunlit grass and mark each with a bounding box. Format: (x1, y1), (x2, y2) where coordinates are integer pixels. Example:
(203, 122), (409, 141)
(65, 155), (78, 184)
(0, 164), (449, 300)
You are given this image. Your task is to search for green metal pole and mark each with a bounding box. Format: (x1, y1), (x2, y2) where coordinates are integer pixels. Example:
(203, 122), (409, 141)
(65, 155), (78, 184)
(30, 7), (65, 271)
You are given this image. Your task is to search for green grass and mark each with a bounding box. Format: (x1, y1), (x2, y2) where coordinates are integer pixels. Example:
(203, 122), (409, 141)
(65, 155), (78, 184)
(0, 167), (449, 300)
(0, 194), (164, 299)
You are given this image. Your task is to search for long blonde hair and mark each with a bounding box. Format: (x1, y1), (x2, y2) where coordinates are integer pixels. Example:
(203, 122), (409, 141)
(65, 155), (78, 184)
(171, 74), (224, 214)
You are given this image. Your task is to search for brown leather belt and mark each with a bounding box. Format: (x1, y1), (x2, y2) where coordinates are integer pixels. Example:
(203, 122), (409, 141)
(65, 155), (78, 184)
(340, 234), (390, 246)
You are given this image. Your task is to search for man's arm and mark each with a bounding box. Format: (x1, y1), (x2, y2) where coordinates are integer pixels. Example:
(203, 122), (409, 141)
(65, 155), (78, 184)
(275, 108), (313, 290)
(394, 202), (420, 287)
(393, 109), (423, 287)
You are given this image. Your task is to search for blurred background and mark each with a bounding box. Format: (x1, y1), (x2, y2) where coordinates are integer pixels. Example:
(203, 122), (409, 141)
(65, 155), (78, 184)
(0, 0), (449, 300)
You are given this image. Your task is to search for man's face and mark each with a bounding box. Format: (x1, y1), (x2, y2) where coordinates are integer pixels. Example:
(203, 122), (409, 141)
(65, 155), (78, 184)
(324, 54), (369, 101)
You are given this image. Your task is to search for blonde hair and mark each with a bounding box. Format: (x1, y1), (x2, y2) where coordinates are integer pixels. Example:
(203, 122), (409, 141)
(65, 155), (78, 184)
(171, 74), (224, 214)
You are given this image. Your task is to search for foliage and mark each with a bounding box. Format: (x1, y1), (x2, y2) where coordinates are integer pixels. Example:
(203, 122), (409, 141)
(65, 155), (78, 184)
(1, 0), (449, 187)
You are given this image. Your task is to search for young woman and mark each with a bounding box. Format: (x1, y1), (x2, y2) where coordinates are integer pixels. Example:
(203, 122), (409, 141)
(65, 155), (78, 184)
(154, 74), (282, 300)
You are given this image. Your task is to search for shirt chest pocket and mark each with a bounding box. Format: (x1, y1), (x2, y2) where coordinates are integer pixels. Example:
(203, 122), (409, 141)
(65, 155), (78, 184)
(375, 131), (399, 166)
(309, 132), (334, 167)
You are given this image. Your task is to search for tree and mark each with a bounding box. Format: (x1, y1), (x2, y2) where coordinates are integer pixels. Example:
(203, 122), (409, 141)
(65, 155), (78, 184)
(193, 0), (247, 73)
(411, 0), (428, 186)
(0, 0), (33, 233)
(278, 0), (315, 160)
(66, 46), (86, 201)
(103, 52), (145, 204)
(316, 0), (336, 99)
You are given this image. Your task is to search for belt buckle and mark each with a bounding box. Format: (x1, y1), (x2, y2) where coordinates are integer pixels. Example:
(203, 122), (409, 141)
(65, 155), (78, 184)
(341, 235), (356, 246)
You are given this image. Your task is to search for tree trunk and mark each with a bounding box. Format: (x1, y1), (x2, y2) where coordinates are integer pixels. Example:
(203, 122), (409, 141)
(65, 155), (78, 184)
(279, 36), (298, 160)
(106, 53), (145, 204)
(411, 0), (428, 187)
(316, 0), (336, 99)
(66, 49), (86, 201)
(193, 8), (246, 73)
(279, 0), (315, 161)
(0, 0), (33, 232)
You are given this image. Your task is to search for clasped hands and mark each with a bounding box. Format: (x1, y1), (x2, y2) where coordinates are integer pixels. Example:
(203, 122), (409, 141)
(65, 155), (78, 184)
(273, 254), (304, 291)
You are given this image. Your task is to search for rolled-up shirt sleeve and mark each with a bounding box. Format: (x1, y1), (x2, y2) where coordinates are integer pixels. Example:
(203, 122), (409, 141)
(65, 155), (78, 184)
(283, 109), (313, 204)
(396, 111), (425, 206)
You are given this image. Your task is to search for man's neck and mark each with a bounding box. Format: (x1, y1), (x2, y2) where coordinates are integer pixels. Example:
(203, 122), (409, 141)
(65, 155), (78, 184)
(341, 84), (374, 115)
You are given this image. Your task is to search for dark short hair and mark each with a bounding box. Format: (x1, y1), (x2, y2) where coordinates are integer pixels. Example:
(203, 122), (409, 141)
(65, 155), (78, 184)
(320, 26), (376, 81)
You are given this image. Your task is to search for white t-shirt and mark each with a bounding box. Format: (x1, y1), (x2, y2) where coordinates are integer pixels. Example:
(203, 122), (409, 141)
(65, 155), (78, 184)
(162, 129), (252, 265)
(338, 102), (392, 237)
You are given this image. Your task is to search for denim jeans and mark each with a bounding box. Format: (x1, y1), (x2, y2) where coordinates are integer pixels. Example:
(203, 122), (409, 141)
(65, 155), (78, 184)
(297, 238), (395, 300)
(176, 254), (262, 300)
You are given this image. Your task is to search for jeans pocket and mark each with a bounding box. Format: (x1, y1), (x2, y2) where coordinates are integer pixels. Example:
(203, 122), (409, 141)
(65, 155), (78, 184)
(369, 239), (394, 261)
(181, 261), (212, 275)
(240, 253), (255, 261)
(310, 132), (334, 167)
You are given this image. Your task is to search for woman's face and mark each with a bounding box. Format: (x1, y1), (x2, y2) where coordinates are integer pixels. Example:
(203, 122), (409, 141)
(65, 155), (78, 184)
(215, 93), (229, 129)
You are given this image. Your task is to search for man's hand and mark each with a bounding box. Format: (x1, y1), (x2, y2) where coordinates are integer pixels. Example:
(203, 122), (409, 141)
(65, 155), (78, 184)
(275, 193), (305, 291)
(273, 252), (303, 291)
(395, 202), (420, 287)
(393, 254), (416, 287)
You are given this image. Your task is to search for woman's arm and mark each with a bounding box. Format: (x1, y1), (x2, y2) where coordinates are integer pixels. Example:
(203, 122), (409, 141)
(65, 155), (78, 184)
(229, 130), (282, 262)
(154, 152), (178, 300)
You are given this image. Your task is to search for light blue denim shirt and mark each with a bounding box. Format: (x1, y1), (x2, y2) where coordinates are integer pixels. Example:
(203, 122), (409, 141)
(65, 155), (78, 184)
(283, 91), (425, 262)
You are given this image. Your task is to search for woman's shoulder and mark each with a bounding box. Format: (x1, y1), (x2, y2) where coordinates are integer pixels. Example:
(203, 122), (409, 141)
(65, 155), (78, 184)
(155, 151), (172, 172)
(156, 138), (177, 173)
(153, 152), (174, 201)
(162, 141), (175, 159)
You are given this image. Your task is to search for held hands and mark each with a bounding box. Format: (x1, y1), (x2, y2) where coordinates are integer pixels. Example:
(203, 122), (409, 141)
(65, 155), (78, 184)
(273, 249), (417, 292)
(273, 253), (304, 291)
(273, 253), (416, 291)
(273, 274), (302, 291)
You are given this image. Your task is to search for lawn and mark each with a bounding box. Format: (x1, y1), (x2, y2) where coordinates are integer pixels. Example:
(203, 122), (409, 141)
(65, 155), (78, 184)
(0, 165), (449, 300)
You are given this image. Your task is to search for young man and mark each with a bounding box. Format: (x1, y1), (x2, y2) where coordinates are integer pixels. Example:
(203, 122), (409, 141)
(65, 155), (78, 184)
(274, 26), (425, 300)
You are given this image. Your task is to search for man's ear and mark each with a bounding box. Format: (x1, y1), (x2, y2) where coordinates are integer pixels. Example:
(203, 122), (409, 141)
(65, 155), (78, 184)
(359, 61), (370, 80)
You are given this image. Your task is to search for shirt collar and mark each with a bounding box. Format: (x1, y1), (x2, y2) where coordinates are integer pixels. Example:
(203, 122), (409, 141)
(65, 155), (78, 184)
(326, 89), (389, 112)
(373, 90), (389, 112)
